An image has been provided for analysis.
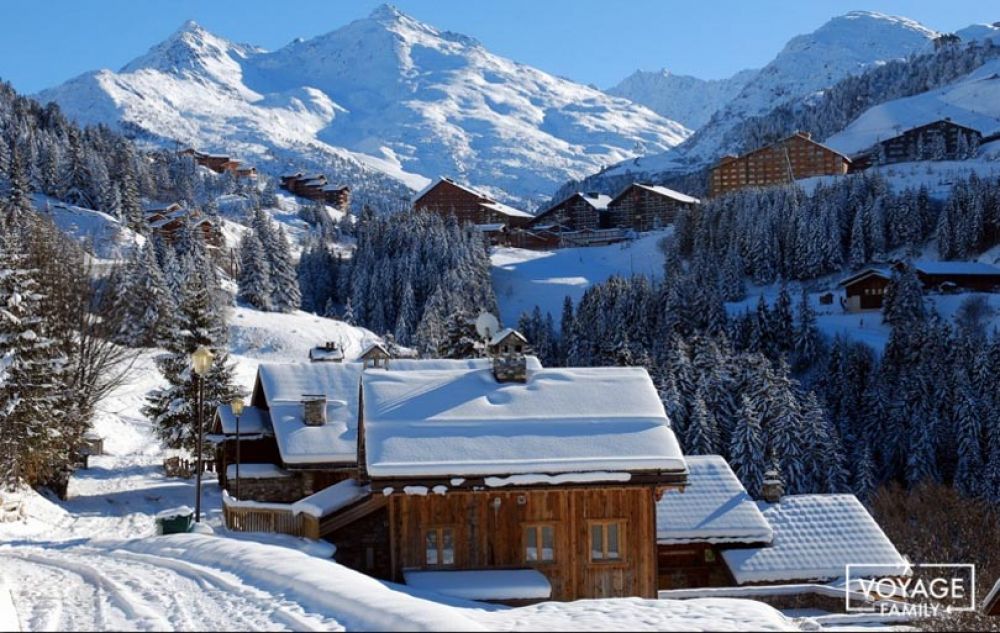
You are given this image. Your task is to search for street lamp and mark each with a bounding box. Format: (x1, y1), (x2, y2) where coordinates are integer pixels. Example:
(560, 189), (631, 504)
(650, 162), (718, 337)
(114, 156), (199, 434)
(230, 396), (245, 500)
(191, 345), (215, 523)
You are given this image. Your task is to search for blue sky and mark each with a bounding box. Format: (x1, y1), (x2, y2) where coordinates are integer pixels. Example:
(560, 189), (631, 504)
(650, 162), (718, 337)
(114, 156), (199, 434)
(1, 1), (996, 94)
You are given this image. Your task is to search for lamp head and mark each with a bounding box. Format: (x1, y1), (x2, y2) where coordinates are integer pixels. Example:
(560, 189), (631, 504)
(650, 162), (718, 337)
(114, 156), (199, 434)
(191, 345), (215, 376)
(230, 397), (245, 417)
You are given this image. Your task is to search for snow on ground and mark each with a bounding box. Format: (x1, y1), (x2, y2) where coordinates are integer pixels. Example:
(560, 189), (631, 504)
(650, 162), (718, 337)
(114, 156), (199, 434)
(491, 230), (670, 327)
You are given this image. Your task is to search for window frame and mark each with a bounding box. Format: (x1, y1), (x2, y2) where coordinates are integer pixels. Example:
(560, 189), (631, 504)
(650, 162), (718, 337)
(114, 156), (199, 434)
(523, 523), (557, 565)
(588, 519), (627, 564)
(423, 525), (457, 568)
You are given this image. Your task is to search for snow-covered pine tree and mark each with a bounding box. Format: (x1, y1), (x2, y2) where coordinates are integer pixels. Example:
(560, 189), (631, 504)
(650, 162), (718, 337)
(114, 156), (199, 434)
(115, 242), (174, 347)
(237, 230), (273, 311)
(792, 289), (820, 371)
(268, 226), (301, 313)
(730, 395), (766, 497)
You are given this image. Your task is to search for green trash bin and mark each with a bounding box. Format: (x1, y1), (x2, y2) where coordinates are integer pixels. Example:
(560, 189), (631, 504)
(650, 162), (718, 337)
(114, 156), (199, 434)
(155, 506), (195, 535)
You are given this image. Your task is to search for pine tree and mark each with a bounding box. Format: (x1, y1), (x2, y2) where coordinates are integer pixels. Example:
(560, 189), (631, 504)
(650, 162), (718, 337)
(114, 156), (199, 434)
(115, 243), (174, 347)
(268, 227), (301, 313)
(792, 289), (820, 371)
(730, 395), (766, 497)
(685, 391), (719, 455)
(237, 231), (273, 310)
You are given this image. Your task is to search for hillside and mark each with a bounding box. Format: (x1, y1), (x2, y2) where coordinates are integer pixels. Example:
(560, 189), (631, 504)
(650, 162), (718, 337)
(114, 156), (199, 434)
(37, 4), (691, 208)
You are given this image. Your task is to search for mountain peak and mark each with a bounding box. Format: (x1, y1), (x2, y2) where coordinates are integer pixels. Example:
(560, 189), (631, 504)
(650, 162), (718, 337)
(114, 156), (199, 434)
(369, 3), (404, 22)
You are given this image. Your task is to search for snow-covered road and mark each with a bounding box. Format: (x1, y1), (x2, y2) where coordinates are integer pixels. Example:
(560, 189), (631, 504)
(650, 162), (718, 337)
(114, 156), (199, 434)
(1, 545), (340, 631)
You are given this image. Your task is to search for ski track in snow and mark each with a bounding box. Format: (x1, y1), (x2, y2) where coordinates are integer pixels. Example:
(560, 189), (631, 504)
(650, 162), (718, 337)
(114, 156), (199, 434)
(1, 546), (339, 632)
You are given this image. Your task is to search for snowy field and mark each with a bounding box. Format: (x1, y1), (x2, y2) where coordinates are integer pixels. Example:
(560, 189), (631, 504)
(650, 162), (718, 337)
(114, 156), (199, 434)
(491, 231), (670, 327)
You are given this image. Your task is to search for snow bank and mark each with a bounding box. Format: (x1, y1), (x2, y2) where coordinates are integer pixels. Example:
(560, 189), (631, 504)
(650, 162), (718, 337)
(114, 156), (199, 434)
(404, 569), (551, 601)
(120, 534), (485, 631)
(0, 575), (19, 632)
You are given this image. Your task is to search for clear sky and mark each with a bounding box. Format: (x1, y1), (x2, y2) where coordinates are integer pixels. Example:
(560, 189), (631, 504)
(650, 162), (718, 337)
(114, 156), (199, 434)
(1, 1), (997, 94)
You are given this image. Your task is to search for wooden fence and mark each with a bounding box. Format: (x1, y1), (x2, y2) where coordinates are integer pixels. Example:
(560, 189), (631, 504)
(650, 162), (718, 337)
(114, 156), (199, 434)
(222, 499), (312, 537)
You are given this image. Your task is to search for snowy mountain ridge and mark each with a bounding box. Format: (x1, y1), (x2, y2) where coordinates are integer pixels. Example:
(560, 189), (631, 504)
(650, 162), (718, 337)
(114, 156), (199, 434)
(607, 68), (758, 131)
(598, 11), (941, 178)
(37, 4), (691, 208)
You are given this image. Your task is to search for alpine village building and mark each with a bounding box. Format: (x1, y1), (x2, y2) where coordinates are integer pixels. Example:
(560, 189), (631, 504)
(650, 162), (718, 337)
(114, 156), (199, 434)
(213, 337), (907, 606)
(412, 177), (534, 244)
(279, 173), (352, 209)
(709, 131), (851, 198)
(839, 261), (1000, 311)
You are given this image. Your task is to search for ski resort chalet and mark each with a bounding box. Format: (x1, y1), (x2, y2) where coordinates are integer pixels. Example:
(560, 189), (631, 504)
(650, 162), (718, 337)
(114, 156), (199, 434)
(279, 172), (352, 209)
(213, 340), (907, 606)
(708, 131), (851, 198)
(839, 261), (1000, 311)
(412, 177), (533, 243)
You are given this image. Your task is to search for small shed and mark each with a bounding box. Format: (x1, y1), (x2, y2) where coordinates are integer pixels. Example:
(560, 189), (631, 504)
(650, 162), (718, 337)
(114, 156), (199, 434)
(838, 267), (892, 311)
(310, 342), (345, 363)
(488, 328), (528, 356)
(359, 342), (391, 369)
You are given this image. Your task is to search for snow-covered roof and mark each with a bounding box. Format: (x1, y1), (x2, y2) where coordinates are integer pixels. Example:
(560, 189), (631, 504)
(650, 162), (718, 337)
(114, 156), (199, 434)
(321, 184), (349, 192)
(656, 455), (773, 545)
(291, 479), (370, 518)
(361, 366), (686, 480)
(255, 359), (544, 465)
(617, 183), (700, 205)
(475, 222), (507, 232)
(479, 201), (533, 219)
(837, 266), (892, 287)
(488, 327), (526, 347)
(914, 261), (1000, 276)
(403, 569), (551, 601)
(215, 404), (271, 436)
(412, 177), (488, 204)
(721, 495), (909, 584)
(359, 342), (390, 359)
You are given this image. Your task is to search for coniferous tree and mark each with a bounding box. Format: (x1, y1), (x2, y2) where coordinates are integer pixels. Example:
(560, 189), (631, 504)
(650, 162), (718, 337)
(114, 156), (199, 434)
(237, 231), (273, 310)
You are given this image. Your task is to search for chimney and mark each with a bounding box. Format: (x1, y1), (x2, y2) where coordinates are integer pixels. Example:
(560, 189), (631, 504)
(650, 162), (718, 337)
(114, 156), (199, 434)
(493, 354), (528, 383)
(301, 394), (327, 426)
(761, 468), (784, 503)
(796, 130), (811, 140)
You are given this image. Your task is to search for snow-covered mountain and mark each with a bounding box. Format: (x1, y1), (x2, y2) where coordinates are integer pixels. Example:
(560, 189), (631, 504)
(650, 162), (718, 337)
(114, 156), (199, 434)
(606, 68), (757, 131)
(37, 4), (691, 208)
(598, 11), (939, 178)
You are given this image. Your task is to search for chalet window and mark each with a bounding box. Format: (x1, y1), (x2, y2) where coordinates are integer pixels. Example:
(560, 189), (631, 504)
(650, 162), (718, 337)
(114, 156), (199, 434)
(524, 524), (556, 563)
(589, 520), (626, 562)
(424, 527), (455, 566)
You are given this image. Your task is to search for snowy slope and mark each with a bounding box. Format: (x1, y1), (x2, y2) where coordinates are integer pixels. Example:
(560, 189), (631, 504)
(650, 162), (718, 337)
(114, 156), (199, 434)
(37, 5), (691, 208)
(824, 58), (1000, 155)
(607, 68), (757, 131)
(491, 231), (669, 327)
(598, 11), (939, 178)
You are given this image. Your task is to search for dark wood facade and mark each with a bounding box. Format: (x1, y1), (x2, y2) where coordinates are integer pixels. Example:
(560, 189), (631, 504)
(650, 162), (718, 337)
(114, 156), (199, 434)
(709, 132), (850, 197)
(178, 148), (256, 179)
(840, 270), (891, 311)
(413, 179), (531, 229)
(385, 486), (662, 601)
(531, 193), (605, 232)
(871, 119), (982, 165)
(606, 184), (698, 232)
(657, 543), (736, 590)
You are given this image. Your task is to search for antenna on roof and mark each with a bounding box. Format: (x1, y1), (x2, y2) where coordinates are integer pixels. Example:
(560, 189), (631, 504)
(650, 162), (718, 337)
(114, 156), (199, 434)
(475, 312), (500, 357)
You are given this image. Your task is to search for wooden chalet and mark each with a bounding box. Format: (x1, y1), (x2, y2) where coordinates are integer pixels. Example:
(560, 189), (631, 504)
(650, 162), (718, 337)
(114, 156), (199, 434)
(606, 184), (700, 232)
(839, 261), (1000, 311)
(309, 341), (345, 363)
(178, 148), (256, 179)
(144, 203), (222, 247)
(412, 178), (533, 243)
(279, 172), (352, 209)
(487, 328), (528, 356)
(358, 361), (688, 602)
(869, 119), (983, 165)
(530, 192), (611, 233)
(709, 132), (851, 197)
(358, 342), (391, 369)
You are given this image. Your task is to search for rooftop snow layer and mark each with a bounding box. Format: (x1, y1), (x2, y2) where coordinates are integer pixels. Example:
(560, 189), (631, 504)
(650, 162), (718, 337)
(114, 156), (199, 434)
(361, 366), (686, 479)
(258, 358), (543, 465)
(631, 183), (701, 205)
(215, 404), (271, 436)
(721, 494), (909, 584)
(226, 463), (292, 480)
(914, 260), (1000, 276)
(404, 569), (552, 601)
(291, 479), (370, 518)
(656, 455), (773, 545)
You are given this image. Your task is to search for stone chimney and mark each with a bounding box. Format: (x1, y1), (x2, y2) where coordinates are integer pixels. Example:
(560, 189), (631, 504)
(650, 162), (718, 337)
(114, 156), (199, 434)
(761, 468), (784, 504)
(493, 354), (527, 383)
(301, 394), (327, 426)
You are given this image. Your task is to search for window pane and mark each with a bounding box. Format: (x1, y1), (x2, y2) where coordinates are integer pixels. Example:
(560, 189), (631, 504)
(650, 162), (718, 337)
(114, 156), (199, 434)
(425, 530), (438, 565)
(541, 526), (555, 561)
(607, 523), (620, 560)
(442, 528), (455, 565)
(591, 524), (604, 560)
(526, 527), (538, 561)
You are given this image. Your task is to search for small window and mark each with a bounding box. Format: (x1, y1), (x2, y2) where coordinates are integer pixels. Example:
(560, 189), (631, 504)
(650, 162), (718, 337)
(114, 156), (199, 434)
(525, 525), (556, 563)
(424, 527), (455, 567)
(589, 520), (626, 562)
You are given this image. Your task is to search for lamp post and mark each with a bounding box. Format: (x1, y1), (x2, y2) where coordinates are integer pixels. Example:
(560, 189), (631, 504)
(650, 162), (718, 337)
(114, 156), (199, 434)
(191, 345), (215, 523)
(230, 396), (245, 500)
